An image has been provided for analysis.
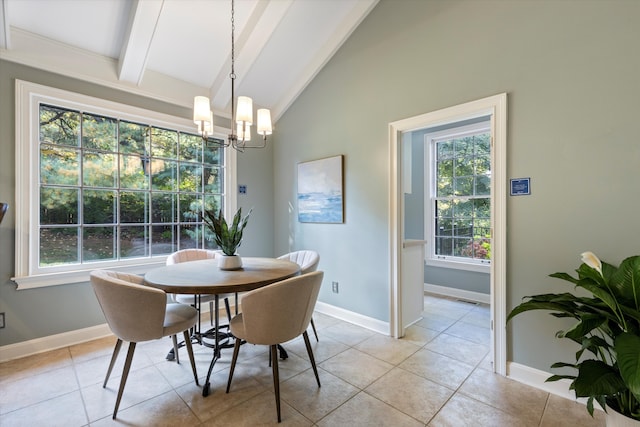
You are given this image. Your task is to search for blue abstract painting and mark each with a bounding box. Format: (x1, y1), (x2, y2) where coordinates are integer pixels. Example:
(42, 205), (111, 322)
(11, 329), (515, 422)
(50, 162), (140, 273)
(297, 155), (344, 223)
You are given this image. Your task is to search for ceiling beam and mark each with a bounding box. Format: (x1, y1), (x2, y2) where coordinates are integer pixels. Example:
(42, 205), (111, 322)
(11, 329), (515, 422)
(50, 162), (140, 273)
(210, 0), (293, 113)
(118, 0), (164, 85)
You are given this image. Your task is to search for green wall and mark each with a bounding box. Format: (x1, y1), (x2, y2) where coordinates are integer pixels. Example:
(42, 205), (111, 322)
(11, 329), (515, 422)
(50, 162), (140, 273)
(273, 0), (640, 371)
(0, 60), (273, 346)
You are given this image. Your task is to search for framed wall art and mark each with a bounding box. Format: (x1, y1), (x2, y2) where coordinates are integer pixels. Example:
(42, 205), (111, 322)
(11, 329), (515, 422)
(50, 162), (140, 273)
(297, 155), (344, 223)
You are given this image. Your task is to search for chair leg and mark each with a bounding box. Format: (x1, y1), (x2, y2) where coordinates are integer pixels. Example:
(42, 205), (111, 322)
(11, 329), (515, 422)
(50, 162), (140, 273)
(310, 317), (319, 342)
(226, 338), (242, 393)
(270, 344), (281, 423)
(172, 334), (180, 364)
(103, 338), (123, 388)
(113, 342), (136, 419)
(303, 331), (321, 388)
(183, 330), (199, 386)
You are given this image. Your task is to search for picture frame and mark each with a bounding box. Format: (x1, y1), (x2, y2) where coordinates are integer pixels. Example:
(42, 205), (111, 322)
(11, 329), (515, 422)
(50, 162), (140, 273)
(297, 155), (344, 223)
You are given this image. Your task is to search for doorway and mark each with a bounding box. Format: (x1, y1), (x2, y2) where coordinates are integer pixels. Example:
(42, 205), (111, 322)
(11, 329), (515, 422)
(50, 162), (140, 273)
(388, 93), (507, 375)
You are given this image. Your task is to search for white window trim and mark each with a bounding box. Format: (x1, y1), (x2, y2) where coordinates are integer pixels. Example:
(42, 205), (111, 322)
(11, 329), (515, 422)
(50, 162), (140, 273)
(424, 121), (491, 274)
(13, 80), (237, 290)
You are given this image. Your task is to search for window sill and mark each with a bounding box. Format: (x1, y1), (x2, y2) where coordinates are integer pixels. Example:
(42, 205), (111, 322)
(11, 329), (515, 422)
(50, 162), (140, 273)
(426, 258), (490, 274)
(12, 261), (166, 290)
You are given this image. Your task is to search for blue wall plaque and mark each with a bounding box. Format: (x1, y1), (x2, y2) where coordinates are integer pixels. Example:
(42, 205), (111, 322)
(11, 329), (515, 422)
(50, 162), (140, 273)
(510, 178), (531, 196)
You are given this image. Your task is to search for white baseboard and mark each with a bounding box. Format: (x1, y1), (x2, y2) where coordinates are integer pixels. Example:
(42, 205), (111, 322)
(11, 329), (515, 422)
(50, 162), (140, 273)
(0, 301), (386, 362)
(315, 301), (390, 335)
(424, 283), (490, 305)
(0, 324), (113, 363)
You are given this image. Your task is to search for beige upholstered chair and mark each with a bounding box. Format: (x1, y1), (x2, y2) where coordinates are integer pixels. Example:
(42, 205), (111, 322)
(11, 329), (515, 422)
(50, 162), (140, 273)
(226, 271), (324, 423)
(277, 250), (320, 340)
(167, 249), (235, 330)
(90, 270), (199, 419)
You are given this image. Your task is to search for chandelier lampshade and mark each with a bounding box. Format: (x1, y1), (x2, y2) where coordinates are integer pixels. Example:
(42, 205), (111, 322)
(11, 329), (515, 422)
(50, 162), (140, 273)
(193, 0), (271, 151)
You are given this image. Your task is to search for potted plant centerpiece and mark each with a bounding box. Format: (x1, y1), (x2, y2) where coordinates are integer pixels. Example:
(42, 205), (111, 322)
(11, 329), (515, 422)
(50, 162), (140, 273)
(507, 252), (640, 426)
(203, 207), (252, 270)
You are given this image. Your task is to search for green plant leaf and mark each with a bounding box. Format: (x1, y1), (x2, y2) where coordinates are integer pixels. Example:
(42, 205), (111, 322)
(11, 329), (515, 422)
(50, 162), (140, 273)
(611, 256), (640, 306)
(616, 333), (640, 403)
(573, 360), (626, 398)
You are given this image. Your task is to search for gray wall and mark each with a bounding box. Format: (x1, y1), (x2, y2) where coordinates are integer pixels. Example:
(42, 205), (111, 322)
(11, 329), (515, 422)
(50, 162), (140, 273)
(273, 0), (640, 373)
(404, 127), (490, 294)
(0, 60), (273, 346)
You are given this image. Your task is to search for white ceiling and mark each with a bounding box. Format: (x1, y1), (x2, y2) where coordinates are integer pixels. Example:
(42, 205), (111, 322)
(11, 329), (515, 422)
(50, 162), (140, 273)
(0, 0), (378, 121)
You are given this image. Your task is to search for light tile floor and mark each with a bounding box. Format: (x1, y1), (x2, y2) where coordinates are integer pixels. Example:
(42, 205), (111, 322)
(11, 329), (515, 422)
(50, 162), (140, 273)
(0, 294), (606, 426)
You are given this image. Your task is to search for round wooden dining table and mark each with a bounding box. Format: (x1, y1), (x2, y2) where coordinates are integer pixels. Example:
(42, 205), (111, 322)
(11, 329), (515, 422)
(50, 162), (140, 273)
(144, 257), (300, 396)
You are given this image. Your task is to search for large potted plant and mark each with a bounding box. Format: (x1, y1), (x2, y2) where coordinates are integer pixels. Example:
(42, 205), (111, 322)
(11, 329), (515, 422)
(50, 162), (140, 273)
(507, 252), (640, 426)
(203, 207), (251, 270)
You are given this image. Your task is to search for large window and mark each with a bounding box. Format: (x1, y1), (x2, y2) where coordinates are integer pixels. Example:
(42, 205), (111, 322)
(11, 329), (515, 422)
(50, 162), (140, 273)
(14, 81), (236, 289)
(426, 121), (491, 271)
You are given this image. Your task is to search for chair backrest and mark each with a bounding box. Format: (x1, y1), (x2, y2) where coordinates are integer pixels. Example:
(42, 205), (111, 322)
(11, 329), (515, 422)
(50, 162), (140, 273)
(90, 270), (167, 342)
(240, 271), (324, 345)
(166, 248), (218, 265)
(277, 250), (319, 274)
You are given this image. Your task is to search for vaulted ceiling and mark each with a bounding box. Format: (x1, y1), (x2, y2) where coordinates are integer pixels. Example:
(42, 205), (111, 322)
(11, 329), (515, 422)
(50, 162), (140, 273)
(0, 0), (378, 120)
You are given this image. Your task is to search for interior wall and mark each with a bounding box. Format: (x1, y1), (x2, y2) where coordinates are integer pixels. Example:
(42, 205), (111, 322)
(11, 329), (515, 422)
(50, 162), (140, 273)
(273, 0), (640, 372)
(0, 60), (273, 346)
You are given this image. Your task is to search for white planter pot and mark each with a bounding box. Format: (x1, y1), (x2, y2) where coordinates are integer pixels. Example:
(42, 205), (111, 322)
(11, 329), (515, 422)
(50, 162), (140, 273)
(218, 254), (242, 270)
(607, 407), (640, 427)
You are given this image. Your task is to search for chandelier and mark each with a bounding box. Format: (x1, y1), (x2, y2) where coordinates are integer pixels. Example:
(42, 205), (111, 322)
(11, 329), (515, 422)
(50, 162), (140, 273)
(193, 0), (272, 151)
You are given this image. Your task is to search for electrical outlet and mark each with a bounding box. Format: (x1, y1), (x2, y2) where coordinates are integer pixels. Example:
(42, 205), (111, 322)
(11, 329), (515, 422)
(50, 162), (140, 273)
(332, 281), (339, 293)
(0, 313), (5, 329)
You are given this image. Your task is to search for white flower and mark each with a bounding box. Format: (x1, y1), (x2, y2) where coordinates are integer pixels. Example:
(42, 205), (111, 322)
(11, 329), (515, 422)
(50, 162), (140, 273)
(581, 251), (603, 275)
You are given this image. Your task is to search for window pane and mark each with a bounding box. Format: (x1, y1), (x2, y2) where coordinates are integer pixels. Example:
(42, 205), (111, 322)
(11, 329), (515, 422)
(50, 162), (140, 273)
(474, 198), (490, 219)
(454, 176), (473, 196)
(475, 134), (491, 156)
(120, 191), (148, 223)
(40, 227), (79, 266)
(180, 194), (202, 222)
(453, 199), (473, 218)
(435, 200), (452, 218)
(475, 175), (491, 196)
(120, 225), (149, 258)
(152, 193), (177, 223)
(203, 166), (222, 193)
(437, 140), (454, 160)
(454, 237), (472, 257)
(180, 133), (202, 162)
(152, 160), (177, 191)
(437, 178), (452, 197)
(83, 189), (116, 224)
(435, 218), (453, 237)
(41, 187), (79, 224)
(119, 121), (148, 155)
(454, 157), (473, 177)
(83, 226), (116, 261)
(179, 224), (200, 249)
(179, 163), (202, 192)
(151, 127), (178, 159)
(83, 151), (116, 187)
(40, 145), (80, 185)
(40, 105), (80, 146)
(474, 155), (490, 175)
(454, 137), (473, 157)
(82, 113), (117, 151)
(204, 138), (223, 165)
(454, 219), (472, 237)
(151, 225), (177, 255)
(436, 236), (453, 256)
(120, 154), (149, 189)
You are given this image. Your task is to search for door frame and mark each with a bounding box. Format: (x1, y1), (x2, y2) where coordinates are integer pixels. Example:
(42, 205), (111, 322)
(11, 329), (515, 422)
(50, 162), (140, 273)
(388, 93), (507, 375)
